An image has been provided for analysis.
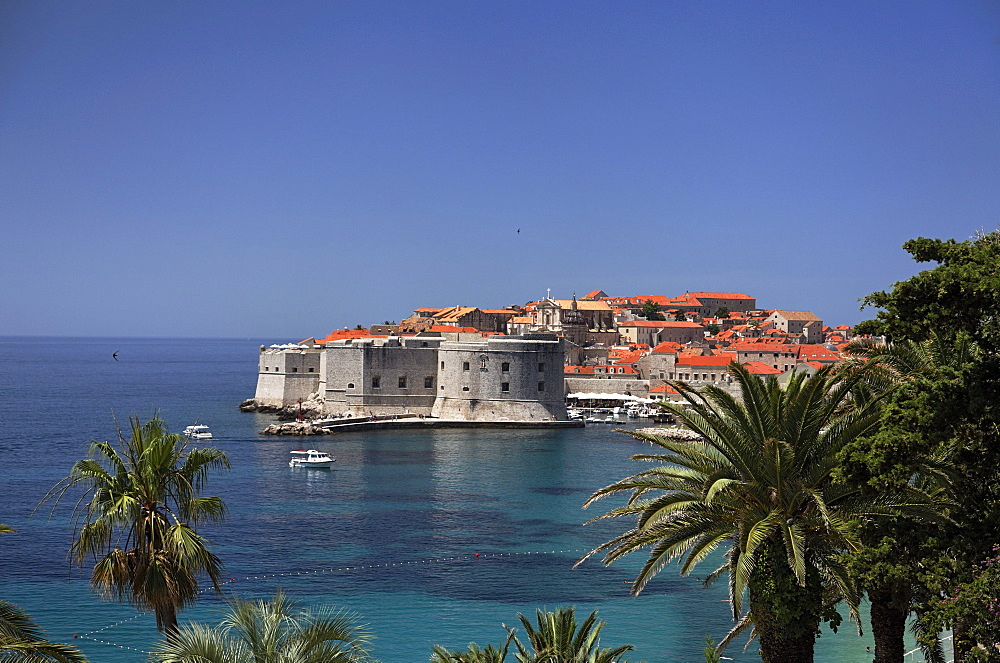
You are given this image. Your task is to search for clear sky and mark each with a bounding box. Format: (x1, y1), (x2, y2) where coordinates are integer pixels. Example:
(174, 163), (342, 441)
(2, 1), (998, 338)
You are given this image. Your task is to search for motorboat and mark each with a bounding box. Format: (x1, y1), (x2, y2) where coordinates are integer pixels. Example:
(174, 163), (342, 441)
(183, 425), (213, 440)
(289, 449), (335, 468)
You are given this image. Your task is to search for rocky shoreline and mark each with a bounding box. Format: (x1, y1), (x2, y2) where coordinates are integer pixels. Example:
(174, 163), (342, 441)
(635, 426), (703, 441)
(239, 396), (324, 421)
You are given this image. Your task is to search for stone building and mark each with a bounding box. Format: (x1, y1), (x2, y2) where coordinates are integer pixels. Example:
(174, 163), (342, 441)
(253, 333), (567, 422)
(617, 320), (706, 346)
(766, 310), (824, 343)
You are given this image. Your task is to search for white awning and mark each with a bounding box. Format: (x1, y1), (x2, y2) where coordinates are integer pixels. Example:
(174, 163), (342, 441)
(566, 392), (653, 403)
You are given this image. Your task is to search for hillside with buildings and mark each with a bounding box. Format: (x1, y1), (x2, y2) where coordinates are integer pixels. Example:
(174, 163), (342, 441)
(245, 289), (862, 424)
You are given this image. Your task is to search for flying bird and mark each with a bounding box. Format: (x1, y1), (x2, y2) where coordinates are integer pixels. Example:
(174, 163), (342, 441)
(517, 228), (520, 234)
(112, 352), (119, 361)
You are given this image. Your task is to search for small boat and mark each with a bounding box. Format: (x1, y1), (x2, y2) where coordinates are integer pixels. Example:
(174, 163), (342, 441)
(183, 425), (213, 440)
(604, 415), (617, 423)
(289, 450), (335, 468)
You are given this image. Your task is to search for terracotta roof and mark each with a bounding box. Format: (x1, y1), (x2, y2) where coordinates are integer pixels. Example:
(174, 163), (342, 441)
(652, 341), (682, 354)
(676, 355), (736, 367)
(742, 362), (782, 375)
(435, 306), (479, 321)
(618, 321), (704, 328)
(425, 326), (484, 334)
(649, 384), (680, 394)
(548, 299), (612, 311)
(771, 310), (822, 321)
(686, 292), (753, 299)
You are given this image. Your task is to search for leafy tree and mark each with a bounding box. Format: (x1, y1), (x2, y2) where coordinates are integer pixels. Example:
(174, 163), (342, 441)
(581, 364), (941, 663)
(509, 608), (634, 663)
(431, 639), (512, 663)
(673, 311), (687, 322)
(40, 416), (230, 634)
(714, 307), (730, 319)
(0, 600), (89, 662)
(706, 324), (721, 335)
(847, 229), (1000, 662)
(150, 589), (374, 663)
(640, 300), (665, 321)
(355, 324), (366, 331)
(431, 607), (633, 663)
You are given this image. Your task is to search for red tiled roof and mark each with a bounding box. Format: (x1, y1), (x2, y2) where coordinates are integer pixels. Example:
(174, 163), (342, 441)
(652, 341), (682, 354)
(649, 384), (680, 394)
(742, 362), (782, 375)
(686, 292), (753, 299)
(618, 321), (704, 328)
(676, 355), (735, 367)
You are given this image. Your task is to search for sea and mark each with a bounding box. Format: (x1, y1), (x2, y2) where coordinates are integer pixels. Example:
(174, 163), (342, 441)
(0, 336), (877, 662)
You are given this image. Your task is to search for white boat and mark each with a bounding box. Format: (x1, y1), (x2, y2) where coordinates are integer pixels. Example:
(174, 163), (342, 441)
(604, 415), (617, 423)
(289, 449), (335, 468)
(183, 425), (213, 440)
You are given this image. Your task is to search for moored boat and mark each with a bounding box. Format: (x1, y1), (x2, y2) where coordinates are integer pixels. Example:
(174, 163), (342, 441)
(289, 449), (335, 468)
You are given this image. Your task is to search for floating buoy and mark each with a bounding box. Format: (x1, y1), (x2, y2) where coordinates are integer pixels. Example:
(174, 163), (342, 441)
(475, 553), (480, 558)
(73, 634), (79, 638)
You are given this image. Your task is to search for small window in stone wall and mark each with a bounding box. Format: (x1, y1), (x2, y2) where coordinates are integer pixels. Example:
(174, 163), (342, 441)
(264, 367), (268, 371)
(463, 362), (470, 371)
(537, 381), (545, 392)
(348, 383), (355, 389)
(501, 382), (510, 392)
(538, 363), (545, 372)
(424, 376), (433, 388)
(291, 367), (297, 372)
(398, 376), (407, 388)
(462, 386), (470, 391)
(372, 377), (380, 389)
(308, 367), (314, 372)
(441, 361), (444, 369)
(501, 362), (510, 372)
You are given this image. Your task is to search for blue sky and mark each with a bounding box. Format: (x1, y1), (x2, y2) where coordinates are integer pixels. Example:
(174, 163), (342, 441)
(2, 1), (998, 338)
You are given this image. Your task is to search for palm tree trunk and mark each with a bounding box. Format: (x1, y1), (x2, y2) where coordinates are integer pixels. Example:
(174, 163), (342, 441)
(749, 542), (822, 663)
(158, 603), (179, 637)
(869, 583), (910, 663)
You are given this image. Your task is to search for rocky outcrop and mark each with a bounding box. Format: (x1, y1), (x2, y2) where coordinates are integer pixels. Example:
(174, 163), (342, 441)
(635, 426), (703, 442)
(239, 395), (325, 421)
(260, 421), (333, 436)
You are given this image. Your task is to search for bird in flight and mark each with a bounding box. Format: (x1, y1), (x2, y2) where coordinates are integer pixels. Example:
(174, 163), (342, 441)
(112, 352), (119, 361)
(517, 228), (520, 234)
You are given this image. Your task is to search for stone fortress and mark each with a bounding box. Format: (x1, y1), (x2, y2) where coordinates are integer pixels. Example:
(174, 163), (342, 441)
(252, 332), (568, 422)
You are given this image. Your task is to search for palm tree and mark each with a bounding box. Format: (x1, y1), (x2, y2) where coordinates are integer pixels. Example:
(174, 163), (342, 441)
(508, 607), (634, 663)
(149, 590), (374, 663)
(0, 599), (89, 662)
(432, 607), (631, 663)
(39, 415), (230, 634)
(431, 641), (511, 663)
(580, 364), (941, 663)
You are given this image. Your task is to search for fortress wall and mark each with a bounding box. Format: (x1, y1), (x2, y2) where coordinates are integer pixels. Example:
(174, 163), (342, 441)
(431, 335), (567, 421)
(322, 337), (440, 416)
(254, 347), (322, 406)
(564, 375), (650, 398)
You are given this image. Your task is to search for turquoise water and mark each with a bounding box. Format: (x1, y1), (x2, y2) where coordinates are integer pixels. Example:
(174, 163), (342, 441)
(0, 337), (876, 662)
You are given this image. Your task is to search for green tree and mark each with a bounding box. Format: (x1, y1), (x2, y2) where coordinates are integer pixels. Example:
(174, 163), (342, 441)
(431, 608), (633, 663)
(706, 324), (721, 335)
(40, 416), (230, 634)
(581, 365), (941, 663)
(640, 300), (665, 321)
(509, 608), (634, 663)
(431, 640), (512, 663)
(0, 600), (89, 662)
(714, 307), (730, 319)
(849, 230), (1000, 662)
(150, 589), (374, 663)
(673, 311), (687, 322)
